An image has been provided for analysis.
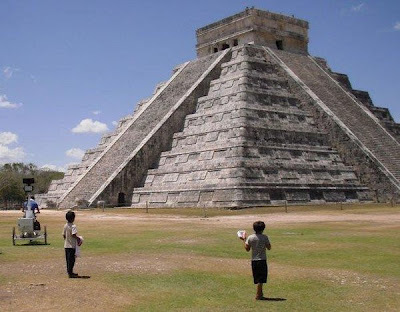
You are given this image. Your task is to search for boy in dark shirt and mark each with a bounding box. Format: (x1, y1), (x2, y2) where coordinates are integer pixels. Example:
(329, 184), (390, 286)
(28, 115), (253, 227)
(240, 220), (271, 300)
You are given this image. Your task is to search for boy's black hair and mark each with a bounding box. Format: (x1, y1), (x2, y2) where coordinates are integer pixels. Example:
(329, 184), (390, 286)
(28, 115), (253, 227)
(253, 221), (265, 234)
(66, 211), (75, 223)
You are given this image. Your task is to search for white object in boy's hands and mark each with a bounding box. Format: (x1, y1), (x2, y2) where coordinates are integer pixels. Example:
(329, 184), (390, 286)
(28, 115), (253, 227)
(237, 230), (246, 239)
(75, 236), (84, 258)
(77, 235), (84, 246)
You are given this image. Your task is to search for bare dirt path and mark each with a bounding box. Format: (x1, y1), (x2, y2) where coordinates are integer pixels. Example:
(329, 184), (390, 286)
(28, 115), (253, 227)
(3, 207), (400, 226)
(80, 209), (400, 226)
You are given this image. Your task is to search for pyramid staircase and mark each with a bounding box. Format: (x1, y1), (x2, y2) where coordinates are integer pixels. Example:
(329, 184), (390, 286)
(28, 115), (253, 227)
(47, 50), (231, 208)
(131, 45), (369, 207)
(267, 48), (400, 190)
(314, 58), (400, 143)
(38, 113), (136, 205)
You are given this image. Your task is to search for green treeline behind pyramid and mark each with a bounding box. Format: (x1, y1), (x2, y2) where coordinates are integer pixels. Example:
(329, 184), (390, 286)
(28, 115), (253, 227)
(0, 163), (64, 209)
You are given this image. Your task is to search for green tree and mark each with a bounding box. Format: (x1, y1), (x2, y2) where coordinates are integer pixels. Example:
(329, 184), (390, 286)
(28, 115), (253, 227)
(0, 174), (25, 209)
(0, 162), (64, 209)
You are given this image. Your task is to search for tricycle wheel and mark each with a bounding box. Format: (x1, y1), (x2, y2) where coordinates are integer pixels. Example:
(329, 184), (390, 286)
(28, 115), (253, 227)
(44, 226), (47, 245)
(12, 227), (16, 246)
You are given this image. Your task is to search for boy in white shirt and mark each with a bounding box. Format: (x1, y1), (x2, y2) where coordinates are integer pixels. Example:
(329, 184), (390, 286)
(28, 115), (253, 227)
(62, 211), (79, 278)
(240, 221), (271, 300)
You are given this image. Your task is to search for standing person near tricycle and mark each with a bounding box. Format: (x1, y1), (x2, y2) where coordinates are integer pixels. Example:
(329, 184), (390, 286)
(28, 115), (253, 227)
(239, 220), (271, 300)
(22, 195), (40, 218)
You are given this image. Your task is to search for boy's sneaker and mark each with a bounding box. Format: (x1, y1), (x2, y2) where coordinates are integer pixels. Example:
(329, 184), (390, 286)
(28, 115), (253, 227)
(69, 273), (79, 278)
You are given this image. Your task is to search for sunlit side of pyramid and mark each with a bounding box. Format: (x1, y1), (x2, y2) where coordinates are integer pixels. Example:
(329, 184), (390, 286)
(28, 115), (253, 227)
(39, 8), (400, 208)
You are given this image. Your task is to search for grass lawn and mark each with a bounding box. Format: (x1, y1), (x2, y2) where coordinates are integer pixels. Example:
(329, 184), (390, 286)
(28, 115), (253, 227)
(0, 204), (399, 311)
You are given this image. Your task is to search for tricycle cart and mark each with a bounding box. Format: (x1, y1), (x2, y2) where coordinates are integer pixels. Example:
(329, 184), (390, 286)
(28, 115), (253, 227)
(12, 217), (47, 245)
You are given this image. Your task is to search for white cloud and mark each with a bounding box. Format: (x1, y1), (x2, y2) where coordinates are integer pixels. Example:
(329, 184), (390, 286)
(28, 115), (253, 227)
(0, 131), (25, 163)
(3, 66), (19, 79)
(0, 94), (22, 109)
(0, 132), (18, 145)
(351, 3), (365, 12)
(66, 148), (85, 159)
(394, 22), (400, 31)
(0, 145), (25, 164)
(112, 121), (118, 127)
(71, 118), (109, 134)
(41, 164), (67, 172)
(92, 110), (101, 115)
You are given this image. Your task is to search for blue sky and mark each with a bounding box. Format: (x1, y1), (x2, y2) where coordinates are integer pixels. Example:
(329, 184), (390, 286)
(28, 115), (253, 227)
(1, 0), (399, 171)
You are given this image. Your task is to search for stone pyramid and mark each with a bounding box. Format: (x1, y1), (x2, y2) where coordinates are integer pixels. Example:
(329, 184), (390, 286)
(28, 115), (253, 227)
(131, 45), (369, 207)
(39, 8), (400, 208)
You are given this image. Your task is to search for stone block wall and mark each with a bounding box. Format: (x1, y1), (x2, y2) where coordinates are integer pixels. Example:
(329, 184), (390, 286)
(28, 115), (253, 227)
(196, 8), (309, 57)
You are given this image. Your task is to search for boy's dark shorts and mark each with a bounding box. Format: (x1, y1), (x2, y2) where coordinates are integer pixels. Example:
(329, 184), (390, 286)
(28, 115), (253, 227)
(251, 260), (268, 284)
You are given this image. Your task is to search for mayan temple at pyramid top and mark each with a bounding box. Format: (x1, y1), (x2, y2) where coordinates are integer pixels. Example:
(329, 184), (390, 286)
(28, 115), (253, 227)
(38, 8), (400, 208)
(196, 8), (309, 57)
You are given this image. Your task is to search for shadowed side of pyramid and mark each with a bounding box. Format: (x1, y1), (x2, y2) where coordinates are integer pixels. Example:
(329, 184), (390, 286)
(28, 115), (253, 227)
(267, 48), (400, 200)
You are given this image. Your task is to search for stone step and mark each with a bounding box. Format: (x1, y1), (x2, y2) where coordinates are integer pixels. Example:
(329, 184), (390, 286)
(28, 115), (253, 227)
(184, 104), (313, 128)
(158, 142), (339, 159)
(173, 120), (325, 138)
(176, 116), (322, 138)
(156, 157), (345, 171)
(207, 75), (290, 98)
(221, 55), (276, 69)
(210, 71), (289, 88)
(134, 182), (367, 195)
(145, 167), (356, 185)
(197, 89), (300, 107)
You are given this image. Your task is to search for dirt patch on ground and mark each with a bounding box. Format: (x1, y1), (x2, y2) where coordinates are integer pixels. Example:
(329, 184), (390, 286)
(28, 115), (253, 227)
(1, 276), (131, 312)
(3, 208), (400, 225)
(82, 210), (400, 225)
